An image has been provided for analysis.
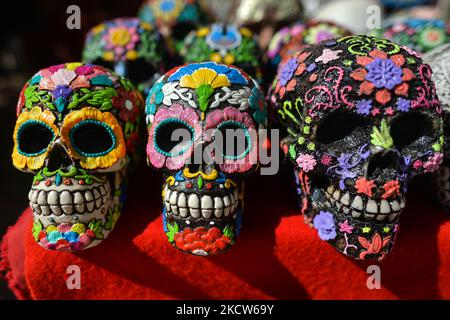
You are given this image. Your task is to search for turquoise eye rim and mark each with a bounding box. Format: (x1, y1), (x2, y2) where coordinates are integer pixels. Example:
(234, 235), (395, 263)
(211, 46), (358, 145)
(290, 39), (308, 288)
(69, 119), (117, 157)
(154, 117), (195, 157)
(216, 120), (252, 160)
(17, 120), (55, 156)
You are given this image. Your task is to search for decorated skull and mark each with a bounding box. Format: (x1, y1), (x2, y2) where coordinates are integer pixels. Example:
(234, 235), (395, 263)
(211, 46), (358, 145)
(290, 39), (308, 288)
(372, 18), (449, 55)
(270, 35), (444, 260)
(145, 62), (267, 256)
(138, 0), (208, 53)
(267, 20), (351, 73)
(423, 44), (450, 212)
(180, 23), (263, 84)
(12, 63), (144, 251)
(82, 17), (169, 95)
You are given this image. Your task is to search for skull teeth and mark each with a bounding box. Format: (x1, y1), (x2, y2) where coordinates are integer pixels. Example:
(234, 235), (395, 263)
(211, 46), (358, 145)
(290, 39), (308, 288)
(29, 184), (111, 216)
(164, 189), (239, 220)
(325, 186), (404, 222)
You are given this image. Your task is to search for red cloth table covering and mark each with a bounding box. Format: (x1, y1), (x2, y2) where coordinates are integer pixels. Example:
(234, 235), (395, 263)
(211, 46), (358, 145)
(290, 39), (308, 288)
(1, 169), (449, 299)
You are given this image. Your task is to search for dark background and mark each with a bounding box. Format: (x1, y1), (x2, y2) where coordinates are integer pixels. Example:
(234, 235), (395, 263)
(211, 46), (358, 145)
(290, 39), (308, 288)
(0, 0), (143, 300)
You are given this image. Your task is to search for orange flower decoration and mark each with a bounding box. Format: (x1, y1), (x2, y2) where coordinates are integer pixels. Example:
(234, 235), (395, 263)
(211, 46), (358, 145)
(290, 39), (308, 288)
(355, 177), (376, 197)
(382, 180), (400, 199)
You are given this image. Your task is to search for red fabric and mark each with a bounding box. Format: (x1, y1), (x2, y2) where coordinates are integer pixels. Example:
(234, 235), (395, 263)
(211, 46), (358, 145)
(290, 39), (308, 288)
(1, 169), (449, 299)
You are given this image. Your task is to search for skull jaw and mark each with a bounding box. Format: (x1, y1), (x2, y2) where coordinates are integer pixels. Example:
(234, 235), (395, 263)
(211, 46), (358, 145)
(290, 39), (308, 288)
(29, 170), (126, 251)
(296, 168), (404, 260)
(162, 172), (242, 256)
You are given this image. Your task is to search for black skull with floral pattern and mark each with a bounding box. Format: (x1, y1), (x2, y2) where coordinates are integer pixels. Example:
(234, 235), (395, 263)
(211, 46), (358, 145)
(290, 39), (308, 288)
(270, 35), (444, 260)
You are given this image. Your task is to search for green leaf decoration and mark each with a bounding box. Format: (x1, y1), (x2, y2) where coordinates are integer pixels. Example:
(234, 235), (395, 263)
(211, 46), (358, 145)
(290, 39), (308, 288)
(223, 225), (235, 244)
(88, 219), (104, 240)
(68, 87), (117, 110)
(289, 144), (296, 160)
(195, 84), (214, 112)
(197, 175), (203, 189)
(32, 219), (43, 241)
(371, 119), (393, 149)
(24, 85), (55, 110)
(166, 222), (179, 243)
(105, 208), (120, 230)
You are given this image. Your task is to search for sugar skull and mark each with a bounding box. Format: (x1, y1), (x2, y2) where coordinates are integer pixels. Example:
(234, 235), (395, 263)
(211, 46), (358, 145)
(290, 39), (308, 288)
(12, 63), (144, 251)
(180, 23), (263, 84)
(82, 17), (169, 95)
(138, 0), (208, 53)
(145, 62), (267, 256)
(270, 36), (444, 260)
(267, 20), (351, 73)
(423, 44), (450, 212)
(372, 18), (449, 55)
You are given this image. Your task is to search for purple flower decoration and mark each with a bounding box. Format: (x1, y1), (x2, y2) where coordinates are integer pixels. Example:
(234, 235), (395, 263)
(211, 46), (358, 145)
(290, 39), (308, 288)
(52, 85), (72, 100)
(396, 98), (410, 112)
(307, 63), (316, 72)
(313, 211), (337, 241)
(279, 58), (298, 86)
(366, 58), (403, 90)
(356, 99), (372, 115)
(328, 144), (370, 190)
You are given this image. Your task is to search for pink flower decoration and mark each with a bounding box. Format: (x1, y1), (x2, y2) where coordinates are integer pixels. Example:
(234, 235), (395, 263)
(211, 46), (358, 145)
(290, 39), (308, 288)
(205, 107), (258, 174)
(412, 160), (423, 169)
(423, 152), (444, 173)
(296, 153), (316, 172)
(147, 104), (201, 170)
(320, 154), (333, 166)
(315, 49), (343, 64)
(339, 220), (354, 234)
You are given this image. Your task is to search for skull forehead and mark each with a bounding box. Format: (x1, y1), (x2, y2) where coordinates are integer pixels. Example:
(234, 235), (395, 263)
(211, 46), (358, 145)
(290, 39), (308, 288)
(83, 17), (165, 66)
(147, 62), (264, 119)
(271, 35), (442, 124)
(17, 62), (136, 120)
(423, 43), (450, 112)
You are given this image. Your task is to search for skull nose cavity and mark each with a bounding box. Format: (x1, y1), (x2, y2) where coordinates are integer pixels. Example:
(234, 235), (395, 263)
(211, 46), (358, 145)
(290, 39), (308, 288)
(366, 150), (400, 180)
(46, 142), (73, 171)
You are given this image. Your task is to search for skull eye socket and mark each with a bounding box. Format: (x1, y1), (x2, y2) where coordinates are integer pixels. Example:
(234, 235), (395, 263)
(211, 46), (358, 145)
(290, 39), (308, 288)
(390, 113), (434, 150)
(17, 120), (55, 156)
(70, 120), (116, 157)
(154, 118), (194, 156)
(215, 121), (251, 160)
(316, 113), (372, 145)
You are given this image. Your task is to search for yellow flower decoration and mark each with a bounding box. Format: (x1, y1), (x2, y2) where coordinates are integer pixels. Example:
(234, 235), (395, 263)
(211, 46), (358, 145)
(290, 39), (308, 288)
(103, 51), (114, 61)
(126, 50), (138, 60)
(239, 27), (253, 38)
(179, 68), (231, 113)
(210, 52), (222, 63)
(196, 27), (210, 37)
(66, 62), (83, 71)
(110, 27), (132, 46)
(140, 22), (153, 31)
(224, 54), (235, 65)
(179, 68), (230, 90)
(61, 108), (126, 169)
(12, 107), (58, 170)
(92, 24), (105, 35)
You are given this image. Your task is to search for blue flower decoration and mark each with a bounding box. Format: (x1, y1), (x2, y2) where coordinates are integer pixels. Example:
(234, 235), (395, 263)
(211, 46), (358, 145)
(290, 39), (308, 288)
(249, 87), (267, 124)
(145, 81), (164, 115)
(168, 62), (248, 86)
(313, 211), (337, 241)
